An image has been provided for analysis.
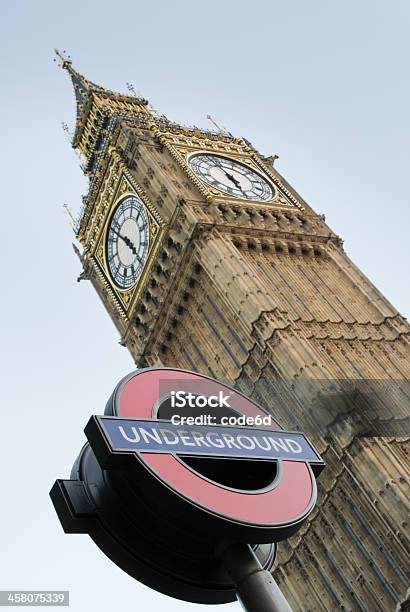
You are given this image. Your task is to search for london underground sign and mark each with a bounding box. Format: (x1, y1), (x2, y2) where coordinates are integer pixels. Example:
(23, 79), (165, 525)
(51, 368), (324, 606)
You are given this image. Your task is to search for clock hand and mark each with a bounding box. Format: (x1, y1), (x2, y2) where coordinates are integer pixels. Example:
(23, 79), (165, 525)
(121, 234), (138, 256)
(110, 228), (138, 256)
(212, 159), (244, 191)
(224, 172), (242, 190)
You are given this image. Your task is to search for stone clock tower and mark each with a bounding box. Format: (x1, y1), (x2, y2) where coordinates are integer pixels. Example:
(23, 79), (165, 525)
(57, 52), (409, 611)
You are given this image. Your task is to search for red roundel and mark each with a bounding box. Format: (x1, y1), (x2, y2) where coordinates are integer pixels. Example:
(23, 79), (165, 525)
(110, 368), (317, 539)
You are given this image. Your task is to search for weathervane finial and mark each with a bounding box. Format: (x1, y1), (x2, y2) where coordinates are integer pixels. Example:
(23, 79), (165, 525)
(54, 48), (72, 69)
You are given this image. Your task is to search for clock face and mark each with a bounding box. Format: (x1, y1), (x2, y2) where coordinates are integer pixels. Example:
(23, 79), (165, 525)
(188, 154), (274, 201)
(106, 195), (150, 290)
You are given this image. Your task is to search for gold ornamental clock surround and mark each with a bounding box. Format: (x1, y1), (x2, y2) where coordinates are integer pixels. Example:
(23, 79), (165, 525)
(55, 50), (410, 612)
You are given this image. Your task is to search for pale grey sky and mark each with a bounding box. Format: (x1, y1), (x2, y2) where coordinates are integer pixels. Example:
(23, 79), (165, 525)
(0, 1), (409, 610)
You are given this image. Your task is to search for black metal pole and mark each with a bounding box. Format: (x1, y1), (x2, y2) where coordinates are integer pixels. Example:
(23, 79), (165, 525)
(216, 541), (293, 612)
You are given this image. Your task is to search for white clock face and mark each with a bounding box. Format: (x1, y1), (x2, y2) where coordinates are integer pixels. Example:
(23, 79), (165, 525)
(106, 196), (149, 289)
(188, 154), (274, 201)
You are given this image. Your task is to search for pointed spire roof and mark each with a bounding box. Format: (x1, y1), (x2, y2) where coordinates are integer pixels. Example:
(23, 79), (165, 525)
(54, 49), (111, 117)
(55, 49), (150, 162)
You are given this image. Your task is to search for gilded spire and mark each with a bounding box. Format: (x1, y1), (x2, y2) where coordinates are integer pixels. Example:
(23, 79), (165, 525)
(54, 49), (107, 117)
(55, 49), (150, 162)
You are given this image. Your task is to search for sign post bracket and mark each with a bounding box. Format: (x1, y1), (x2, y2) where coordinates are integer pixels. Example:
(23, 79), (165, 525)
(216, 541), (293, 612)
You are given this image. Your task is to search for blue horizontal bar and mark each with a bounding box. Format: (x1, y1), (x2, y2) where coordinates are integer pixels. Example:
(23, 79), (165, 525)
(98, 417), (323, 464)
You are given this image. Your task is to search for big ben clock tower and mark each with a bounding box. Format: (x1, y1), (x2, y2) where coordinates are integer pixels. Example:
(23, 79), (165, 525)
(56, 51), (409, 611)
